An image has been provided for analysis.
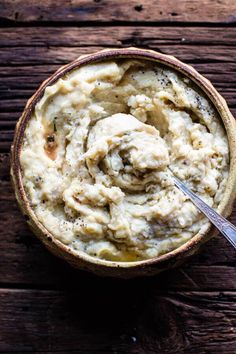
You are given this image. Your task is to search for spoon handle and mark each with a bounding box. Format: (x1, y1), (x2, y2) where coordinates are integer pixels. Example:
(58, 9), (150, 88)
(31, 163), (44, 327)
(172, 176), (236, 249)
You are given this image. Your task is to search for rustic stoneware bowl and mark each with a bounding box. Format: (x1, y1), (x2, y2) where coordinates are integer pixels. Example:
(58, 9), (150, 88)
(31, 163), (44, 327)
(11, 48), (236, 278)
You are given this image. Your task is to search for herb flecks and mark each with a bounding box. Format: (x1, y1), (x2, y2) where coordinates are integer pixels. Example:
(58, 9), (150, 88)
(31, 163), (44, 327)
(47, 135), (55, 143)
(53, 117), (58, 132)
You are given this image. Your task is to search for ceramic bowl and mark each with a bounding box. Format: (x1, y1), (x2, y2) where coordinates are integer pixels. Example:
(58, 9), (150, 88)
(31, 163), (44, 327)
(11, 48), (236, 277)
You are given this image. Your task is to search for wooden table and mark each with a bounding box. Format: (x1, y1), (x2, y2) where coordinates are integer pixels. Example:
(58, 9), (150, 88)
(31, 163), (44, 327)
(1, 1), (236, 353)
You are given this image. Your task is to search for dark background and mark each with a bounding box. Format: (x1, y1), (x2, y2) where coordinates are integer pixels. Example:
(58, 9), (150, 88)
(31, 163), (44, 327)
(0, 1), (236, 353)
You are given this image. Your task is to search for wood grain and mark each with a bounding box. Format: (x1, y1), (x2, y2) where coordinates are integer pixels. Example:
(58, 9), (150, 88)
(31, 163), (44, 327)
(1, 26), (236, 46)
(1, 1), (236, 352)
(1, 289), (236, 353)
(0, 0), (236, 24)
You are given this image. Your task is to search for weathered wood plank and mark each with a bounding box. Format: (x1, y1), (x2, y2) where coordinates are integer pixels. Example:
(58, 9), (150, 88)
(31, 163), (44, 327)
(0, 289), (236, 353)
(0, 0), (235, 24)
(1, 27), (236, 47)
(0, 4), (235, 353)
(1, 45), (236, 65)
(1, 152), (236, 289)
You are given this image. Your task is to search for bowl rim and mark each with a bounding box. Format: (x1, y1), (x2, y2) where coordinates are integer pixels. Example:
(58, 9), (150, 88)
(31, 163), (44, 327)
(11, 47), (236, 270)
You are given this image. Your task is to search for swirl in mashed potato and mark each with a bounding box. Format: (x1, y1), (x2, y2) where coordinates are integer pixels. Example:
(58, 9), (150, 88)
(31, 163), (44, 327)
(20, 59), (229, 261)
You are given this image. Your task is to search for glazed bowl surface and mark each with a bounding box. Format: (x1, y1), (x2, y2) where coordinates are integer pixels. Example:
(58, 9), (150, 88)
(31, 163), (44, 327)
(11, 47), (236, 277)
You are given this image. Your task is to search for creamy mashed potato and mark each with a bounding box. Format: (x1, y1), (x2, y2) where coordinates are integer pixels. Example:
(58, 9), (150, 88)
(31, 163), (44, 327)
(21, 59), (229, 261)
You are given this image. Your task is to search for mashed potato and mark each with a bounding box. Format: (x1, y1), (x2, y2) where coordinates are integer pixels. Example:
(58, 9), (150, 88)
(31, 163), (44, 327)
(20, 59), (229, 261)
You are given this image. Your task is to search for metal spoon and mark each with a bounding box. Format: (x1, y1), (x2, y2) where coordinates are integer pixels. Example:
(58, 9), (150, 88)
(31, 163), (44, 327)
(172, 175), (236, 249)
